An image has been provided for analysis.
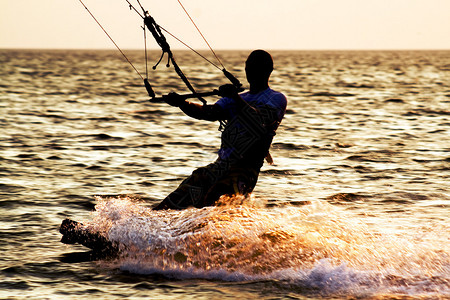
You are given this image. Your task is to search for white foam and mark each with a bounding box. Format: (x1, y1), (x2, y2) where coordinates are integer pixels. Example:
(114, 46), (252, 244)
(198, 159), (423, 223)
(89, 196), (449, 298)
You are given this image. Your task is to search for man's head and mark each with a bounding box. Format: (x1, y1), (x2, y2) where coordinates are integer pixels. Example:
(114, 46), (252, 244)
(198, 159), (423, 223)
(245, 50), (274, 85)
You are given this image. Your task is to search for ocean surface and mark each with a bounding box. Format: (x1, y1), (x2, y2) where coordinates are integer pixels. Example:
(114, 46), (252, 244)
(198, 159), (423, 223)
(0, 49), (449, 299)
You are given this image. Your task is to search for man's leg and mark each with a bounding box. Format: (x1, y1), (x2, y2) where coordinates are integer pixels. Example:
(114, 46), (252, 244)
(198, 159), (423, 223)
(153, 162), (226, 210)
(200, 166), (259, 207)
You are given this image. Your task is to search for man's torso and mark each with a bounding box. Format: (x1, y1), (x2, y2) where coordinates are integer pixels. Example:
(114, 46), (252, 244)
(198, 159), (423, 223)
(215, 88), (287, 168)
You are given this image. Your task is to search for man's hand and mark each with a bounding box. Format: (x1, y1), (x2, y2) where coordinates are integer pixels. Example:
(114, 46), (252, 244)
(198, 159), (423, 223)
(218, 84), (239, 98)
(162, 92), (186, 107)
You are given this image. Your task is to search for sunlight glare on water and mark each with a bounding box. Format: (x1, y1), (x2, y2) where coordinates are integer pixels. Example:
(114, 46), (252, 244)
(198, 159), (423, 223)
(1, 49), (449, 299)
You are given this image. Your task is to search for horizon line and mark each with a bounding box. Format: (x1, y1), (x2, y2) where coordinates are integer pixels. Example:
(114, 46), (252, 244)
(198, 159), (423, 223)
(1, 47), (450, 52)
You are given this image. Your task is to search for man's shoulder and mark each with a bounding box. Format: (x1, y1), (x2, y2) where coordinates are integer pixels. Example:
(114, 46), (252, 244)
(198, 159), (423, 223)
(215, 88), (287, 112)
(241, 88), (285, 101)
(215, 95), (233, 108)
(266, 88), (284, 96)
(260, 88), (287, 109)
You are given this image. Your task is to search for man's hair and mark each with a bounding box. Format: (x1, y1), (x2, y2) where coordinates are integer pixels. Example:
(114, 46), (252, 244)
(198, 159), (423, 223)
(246, 50), (274, 77)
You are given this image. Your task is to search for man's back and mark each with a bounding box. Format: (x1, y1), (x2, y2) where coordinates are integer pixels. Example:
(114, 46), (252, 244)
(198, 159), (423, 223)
(216, 88), (287, 168)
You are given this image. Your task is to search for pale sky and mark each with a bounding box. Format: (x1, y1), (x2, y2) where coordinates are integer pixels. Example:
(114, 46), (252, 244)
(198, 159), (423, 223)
(1, 0), (450, 50)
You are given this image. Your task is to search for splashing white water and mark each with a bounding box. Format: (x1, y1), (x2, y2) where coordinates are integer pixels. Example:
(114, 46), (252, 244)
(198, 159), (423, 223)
(86, 196), (449, 298)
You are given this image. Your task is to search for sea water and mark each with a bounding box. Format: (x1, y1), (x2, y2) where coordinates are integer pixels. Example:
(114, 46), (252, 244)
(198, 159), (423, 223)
(0, 49), (449, 299)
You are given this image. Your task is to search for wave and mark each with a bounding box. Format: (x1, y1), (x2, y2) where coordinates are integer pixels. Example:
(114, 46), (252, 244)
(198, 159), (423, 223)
(80, 196), (449, 298)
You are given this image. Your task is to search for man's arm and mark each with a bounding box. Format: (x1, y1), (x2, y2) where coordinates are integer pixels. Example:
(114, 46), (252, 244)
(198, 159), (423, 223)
(162, 85), (256, 121)
(179, 101), (225, 121)
(160, 92), (225, 121)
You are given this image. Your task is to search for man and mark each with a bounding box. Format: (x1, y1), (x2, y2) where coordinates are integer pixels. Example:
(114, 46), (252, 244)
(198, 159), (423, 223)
(153, 50), (287, 210)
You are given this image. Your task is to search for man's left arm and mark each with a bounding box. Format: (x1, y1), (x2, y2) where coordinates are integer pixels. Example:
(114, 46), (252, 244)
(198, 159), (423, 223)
(179, 101), (225, 121)
(162, 92), (226, 121)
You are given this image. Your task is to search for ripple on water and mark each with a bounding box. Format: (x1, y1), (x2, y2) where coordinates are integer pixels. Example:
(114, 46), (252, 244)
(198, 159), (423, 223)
(1, 49), (449, 299)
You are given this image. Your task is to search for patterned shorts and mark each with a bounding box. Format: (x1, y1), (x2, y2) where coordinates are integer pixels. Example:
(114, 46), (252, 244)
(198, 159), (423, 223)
(153, 160), (259, 210)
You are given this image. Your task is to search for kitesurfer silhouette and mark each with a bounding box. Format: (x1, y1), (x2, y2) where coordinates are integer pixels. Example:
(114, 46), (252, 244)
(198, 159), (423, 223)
(153, 50), (287, 210)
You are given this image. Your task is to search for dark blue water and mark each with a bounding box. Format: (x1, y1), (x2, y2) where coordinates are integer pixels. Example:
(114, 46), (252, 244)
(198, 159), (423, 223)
(0, 49), (449, 299)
